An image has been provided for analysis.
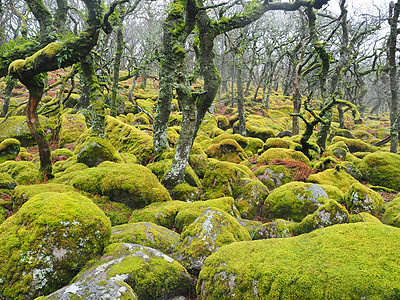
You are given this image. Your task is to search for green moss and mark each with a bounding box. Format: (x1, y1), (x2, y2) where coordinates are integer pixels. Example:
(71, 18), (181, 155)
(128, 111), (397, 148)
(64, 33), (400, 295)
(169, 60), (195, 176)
(188, 153), (209, 179)
(76, 136), (123, 167)
(51, 148), (73, 157)
(261, 182), (330, 222)
(216, 115), (229, 130)
(0, 191), (111, 299)
(129, 201), (187, 229)
(198, 223), (400, 299)
(174, 208), (251, 274)
(243, 115), (280, 141)
(54, 162), (171, 209)
(204, 139), (248, 164)
(307, 168), (358, 193)
(58, 113), (87, 147)
(318, 184), (345, 204)
(345, 182), (384, 216)
(252, 219), (292, 240)
(171, 183), (199, 202)
(11, 183), (76, 211)
(0, 161), (39, 184)
(263, 138), (292, 150)
(349, 212), (381, 223)
(327, 141), (349, 159)
(200, 133), (248, 150)
(110, 222), (179, 254)
(0, 173), (18, 190)
(382, 194), (400, 227)
(254, 165), (291, 191)
(257, 148), (311, 166)
(0, 138), (20, 163)
(73, 243), (194, 300)
(359, 151), (400, 191)
(331, 136), (374, 153)
(147, 159), (201, 187)
(243, 137), (264, 156)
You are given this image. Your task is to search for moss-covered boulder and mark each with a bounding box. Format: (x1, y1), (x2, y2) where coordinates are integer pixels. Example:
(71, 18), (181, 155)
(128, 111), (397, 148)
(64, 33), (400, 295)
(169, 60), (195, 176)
(147, 159), (201, 187)
(174, 208), (251, 274)
(244, 115), (277, 141)
(252, 219), (292, 240)
(129, 200), (187, 229)
(202, 160), (268, 219)
(294, 199), (349, 234)
(35, 280), (137, 300)
(327, 141), (349, 160)
(382, 194), (400, 227)
(11, 183), (76, 211)
(0, 116), (55, 146)
(0, 138), (20, 163)
(198, 223), (400, 299)
(331, 136), (374, 153)
(257, 148), (310, 166)
(0, 192), (111, 299)
(262, 138), (298, 151)
(171, 182), (199, 202)
(110, 222), (179, 255)
(307, 168), (358, 193)
(73, 243), (194, 299)
(204, 139), (248, 164)
(254, 164), (291, 190)
(0, 160), (39, 184)
(174, 197), (240, 232)
(0, 173), (17, 190)
(54, 162), (171, 209)
(359, 151), (400, 191)
(58, 113), (87, 147)
(261, 182), (329, 222)
(345, 182), (385, 216)
(76, 137), (123, 167)
(216, 115), (230, 130)
(349, 212), (381, 223)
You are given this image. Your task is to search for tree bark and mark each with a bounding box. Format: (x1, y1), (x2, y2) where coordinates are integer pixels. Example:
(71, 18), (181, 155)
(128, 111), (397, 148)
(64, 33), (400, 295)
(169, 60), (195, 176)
(236, 52), (246, 136)
(1, 75), (17, 117)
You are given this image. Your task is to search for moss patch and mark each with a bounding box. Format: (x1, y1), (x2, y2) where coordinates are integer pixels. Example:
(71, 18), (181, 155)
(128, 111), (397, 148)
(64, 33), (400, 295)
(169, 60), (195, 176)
(0, 138), (20, 163)
(76, 137), (123, 167)
(307, 169), (358, 193)
(58, 113), (87, 147)
(345, 182), (384, 216)
(0, 161), (39, 184)
(257, 148), (310, 166)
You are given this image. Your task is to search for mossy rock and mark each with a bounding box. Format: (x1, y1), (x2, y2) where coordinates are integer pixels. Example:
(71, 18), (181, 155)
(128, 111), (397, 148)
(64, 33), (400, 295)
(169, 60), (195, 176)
(0, 160), (39, 184)
(200, 133), (248, 150)
(128, 111), (152, 126)
(35, 280), (137, 300)
(345, 182), (384, 216)
(0, 116), (55, 147)
(11, 183), (76, 211)
(349, 212), (381, 223)
(0, 173), (17, 190)
(329, 128), (355, 140)
(263, 138), (293, 150)
(261, 182), (329, 222)
(205, 139), (248, 164)
(382, 194), (400, 227)
(110, 222), (180, 255)
(198, 112), (218, 135)
(54, 162), (171, 209)
(331, 136), (374, 153)
(188, 153), (209, 179)
(237, 219), (262, 237)
(257, 148), (311, 166)
(294, 199), (349, 234)
(51, 148), (73, 158)
(252, 219), (292, 240)
(174, 197), (240, 232)
(171, 182), (199, 202)
(341, 161), (362, 180)
(58, 113), (87, 147)
(147, 159), (201, 187)
(76, 137), (123, 167)
(72, 243), (194, 300)
(353, 129), (375, 142)
(198, 223), (400, 299)
(359, 151), (400, 191)
(254, 165), (291, 191)
(243, 137), (264, 156)
(0, 138), (20, 163)
(216, 115), (230, 130)
(327, 141), (349, 160)
(0, 192), (111, 299)
(129, 201), (187, 229)
(52, 157), (89, 178)
(243, 115), (280, 141)
(307, 168), (358, 193)
(318, 184), (345, 204)
(173, 208), (251, 274)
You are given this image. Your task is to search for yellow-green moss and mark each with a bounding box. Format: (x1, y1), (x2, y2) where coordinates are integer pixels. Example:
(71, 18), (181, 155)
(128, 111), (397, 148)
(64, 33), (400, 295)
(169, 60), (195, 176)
(0, 138), (20, 163)
(216, 115), (229, 130)
(204, 139), (248, 164)
(349, 212), (381, 223)
(307, 169), (358, 193)
(171, 183), (199, 202)
(0, 161), (39, 184)
(0, 191), (111, 299)
(331, 136), (374, 153)
(382, 194), (400, 227)
(198, 223), (400, 299)
(257, 148), (311, 166)
(252, 219), (292, 240)
(58, 113), (87, 147)
(345, 182), (384, 216)
(76, 136), (123, 167)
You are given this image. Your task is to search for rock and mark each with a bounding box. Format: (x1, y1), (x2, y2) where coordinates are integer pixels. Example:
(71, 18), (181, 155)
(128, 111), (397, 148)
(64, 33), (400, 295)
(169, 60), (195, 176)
(0, 172), (17, 190)
(54, 162), (171, 209)
(204, 139), (248, 164)
(0, 192), (111, 299)
(198, 223), (400, 299)
(331, 136), (374, 153)
(110, 222), (180, 255)
(0, 138), (20, 163)
(58, 113), (87, 147)
(359, 151), (400, 191)
(34, 280), (137, 300)
(216, 115), (230, 130)
(382, 194), (400, 227)
(76, 137), (123, 167)
(345, 182), (385, 216)
(174, 208), (251, 274)
(73, 243), (194, 299)
(295, 199), (349, 234)
(0, 160), (39, 184)
(307, 168), (358, 193)
(252, 219), (292, 240)
(257, 148), (310, 166)
(327, 141), (349, 160)
(261, 182), (329, 222)
(254, 164), (291, 190)
(171, 183), (199, 202)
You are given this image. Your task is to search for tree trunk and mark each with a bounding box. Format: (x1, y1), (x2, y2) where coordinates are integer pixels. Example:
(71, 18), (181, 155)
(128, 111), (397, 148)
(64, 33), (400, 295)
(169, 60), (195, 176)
(79, 55), (94, 109)
(1, 75), (16, 117)
(111, 12), (124, 117)
(236, 53), (246, 136)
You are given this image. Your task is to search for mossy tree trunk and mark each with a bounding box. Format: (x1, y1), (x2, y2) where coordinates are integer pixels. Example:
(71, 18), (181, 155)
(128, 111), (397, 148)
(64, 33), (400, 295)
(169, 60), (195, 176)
(1, 75), (17, 117)
(387, 0), (400, 153)
(236, 51), (246, 136)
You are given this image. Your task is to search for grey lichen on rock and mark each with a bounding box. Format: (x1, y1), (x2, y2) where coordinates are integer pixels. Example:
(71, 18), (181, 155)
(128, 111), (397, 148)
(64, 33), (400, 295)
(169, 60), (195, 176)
(76, 136), (123, 167)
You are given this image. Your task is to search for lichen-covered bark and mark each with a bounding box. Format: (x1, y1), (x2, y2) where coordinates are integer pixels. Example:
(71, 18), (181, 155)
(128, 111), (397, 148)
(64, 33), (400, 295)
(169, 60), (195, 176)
(236, 52), (246, 136)
(54, 0), (69, 35)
